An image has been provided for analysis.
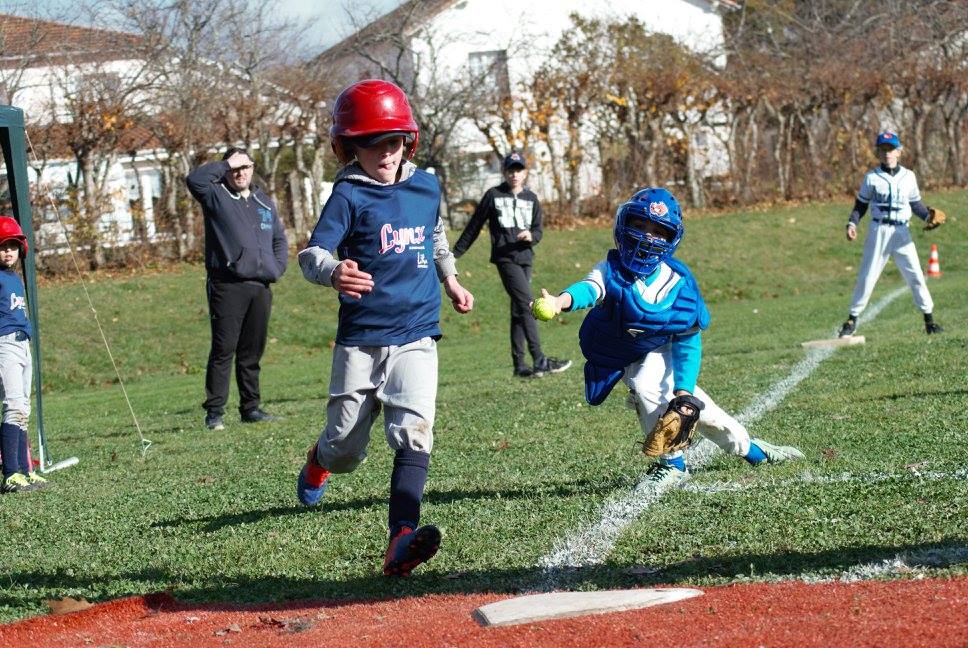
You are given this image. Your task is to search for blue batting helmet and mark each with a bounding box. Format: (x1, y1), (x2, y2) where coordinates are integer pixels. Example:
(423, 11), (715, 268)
(613, 187), (684, 276)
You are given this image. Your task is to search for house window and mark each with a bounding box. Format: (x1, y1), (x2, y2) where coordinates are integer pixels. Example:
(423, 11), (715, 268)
(468, 50), (510, 99)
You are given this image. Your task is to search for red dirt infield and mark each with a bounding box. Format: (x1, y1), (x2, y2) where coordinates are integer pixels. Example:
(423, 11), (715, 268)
(2, 576), (966, 647)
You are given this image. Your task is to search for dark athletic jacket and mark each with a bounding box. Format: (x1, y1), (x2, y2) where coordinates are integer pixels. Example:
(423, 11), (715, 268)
(186, 160), (288, 283)
(453, 182), (543, 265)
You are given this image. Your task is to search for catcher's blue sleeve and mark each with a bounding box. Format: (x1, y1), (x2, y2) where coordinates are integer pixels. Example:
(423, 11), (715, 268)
(563, 281), (600, 311)
(671, 331), (701, 394)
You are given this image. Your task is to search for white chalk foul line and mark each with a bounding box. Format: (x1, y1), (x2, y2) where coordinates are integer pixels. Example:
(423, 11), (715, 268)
(539, 286), (908, 575)
(682, 466), (968, 494)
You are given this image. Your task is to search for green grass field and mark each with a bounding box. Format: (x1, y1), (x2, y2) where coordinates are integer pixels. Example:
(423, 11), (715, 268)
(1, 193), (965, 622)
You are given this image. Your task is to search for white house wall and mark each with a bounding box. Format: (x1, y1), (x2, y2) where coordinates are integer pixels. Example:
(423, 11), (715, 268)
(413, 0), (725, 82)
(407, 0), (729, 203)
(23, 158), (160, 253)
(6, 58), (150, 123)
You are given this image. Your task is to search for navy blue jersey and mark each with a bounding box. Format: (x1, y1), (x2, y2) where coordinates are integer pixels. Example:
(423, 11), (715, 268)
(0, 269), (31, 339)
(308, 169), (442, 346)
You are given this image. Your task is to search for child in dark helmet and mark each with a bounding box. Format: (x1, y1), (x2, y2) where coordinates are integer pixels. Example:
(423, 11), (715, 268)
(0, 216), (46, 493)
(532, 188), (803, 489)
(296, 79), (474, 577)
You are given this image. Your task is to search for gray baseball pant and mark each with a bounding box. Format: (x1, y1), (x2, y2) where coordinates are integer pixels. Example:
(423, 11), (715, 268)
(314, 337), (437, 473)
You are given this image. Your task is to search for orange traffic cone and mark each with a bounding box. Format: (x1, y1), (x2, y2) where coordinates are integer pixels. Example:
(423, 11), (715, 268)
(926, 244), (941, 277)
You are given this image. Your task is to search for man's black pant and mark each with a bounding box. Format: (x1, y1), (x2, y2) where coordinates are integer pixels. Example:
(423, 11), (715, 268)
(203, 277), (272, 416)
(496, 261), (545, 371)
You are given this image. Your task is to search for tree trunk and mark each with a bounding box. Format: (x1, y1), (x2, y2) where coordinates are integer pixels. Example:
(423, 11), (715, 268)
(684, 126), (703, 208)
(80, 154), (105, 269)
(163, 164), (187, 259)
(287, 169), (306, 242)
(177, 153), (197, 255)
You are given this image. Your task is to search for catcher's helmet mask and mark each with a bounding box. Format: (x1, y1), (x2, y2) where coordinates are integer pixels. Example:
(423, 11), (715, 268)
(614, 188), (683, 277)
(330, 79), (419, 163)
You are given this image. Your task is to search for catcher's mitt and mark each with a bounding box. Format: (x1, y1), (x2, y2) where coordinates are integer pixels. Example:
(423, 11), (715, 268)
(642, 394), (705, 457)
(925, 207), (946, 230)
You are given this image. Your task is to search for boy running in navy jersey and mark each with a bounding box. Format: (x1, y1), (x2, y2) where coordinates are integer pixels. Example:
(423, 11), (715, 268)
(0, 217), (45, 493)
(296, 80), (473, 576)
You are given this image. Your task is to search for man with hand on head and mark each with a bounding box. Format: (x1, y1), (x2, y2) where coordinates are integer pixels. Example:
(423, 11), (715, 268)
(186, 147), (288, 431)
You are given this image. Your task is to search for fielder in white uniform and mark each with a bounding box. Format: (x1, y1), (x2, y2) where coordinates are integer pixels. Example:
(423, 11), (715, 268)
(839, 131), (943, 337)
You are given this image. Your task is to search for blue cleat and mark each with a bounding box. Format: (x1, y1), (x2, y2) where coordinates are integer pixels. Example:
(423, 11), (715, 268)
(296, 444), (331, 506)
(383, 525), (441, 577)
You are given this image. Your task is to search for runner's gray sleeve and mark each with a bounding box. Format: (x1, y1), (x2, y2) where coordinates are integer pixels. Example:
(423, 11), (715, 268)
(432, 216), (458, 280)
(298, 246), (341, 287)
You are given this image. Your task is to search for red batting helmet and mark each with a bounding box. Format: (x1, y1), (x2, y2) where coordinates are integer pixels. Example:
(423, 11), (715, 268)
(330, 79), (419, 163)
(0, 216), (27, 256)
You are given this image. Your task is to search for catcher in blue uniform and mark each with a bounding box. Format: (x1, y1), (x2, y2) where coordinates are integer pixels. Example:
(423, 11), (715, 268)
(532, 188), (803, 485)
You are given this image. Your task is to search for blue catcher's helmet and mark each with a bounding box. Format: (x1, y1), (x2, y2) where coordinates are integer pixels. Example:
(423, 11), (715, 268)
(613, 187), (684, 276)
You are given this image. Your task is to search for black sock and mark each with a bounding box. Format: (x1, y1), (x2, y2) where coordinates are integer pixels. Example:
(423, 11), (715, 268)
(924, 313), (934, 323)
(1, 423), (21, 478)
(388, 449), (430, 537)
(18, 427), (30, 474)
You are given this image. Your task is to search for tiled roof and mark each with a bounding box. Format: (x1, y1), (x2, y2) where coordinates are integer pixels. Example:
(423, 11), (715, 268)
(0, 14), (142, 64)
(313, 0), (456, 66)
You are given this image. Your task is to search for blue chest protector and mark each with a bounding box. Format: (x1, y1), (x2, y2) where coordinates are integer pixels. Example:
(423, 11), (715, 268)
(578, 250), (710, 405)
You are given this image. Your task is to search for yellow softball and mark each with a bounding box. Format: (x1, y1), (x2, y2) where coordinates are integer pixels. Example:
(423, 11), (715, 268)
(532, 296), (557, 322)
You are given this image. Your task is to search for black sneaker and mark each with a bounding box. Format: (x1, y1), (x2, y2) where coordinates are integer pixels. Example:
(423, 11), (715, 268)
(204, 412), (225, 431)
(514, 367), (535, 378)
(838, 316), (857, 338)
(241, 408), (279, 423)
(926, 322), (944, 335)
(533, 357), (572, 377)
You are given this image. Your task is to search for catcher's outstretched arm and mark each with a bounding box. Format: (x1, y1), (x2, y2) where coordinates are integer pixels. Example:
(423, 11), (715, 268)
(670, 331), (701, 394)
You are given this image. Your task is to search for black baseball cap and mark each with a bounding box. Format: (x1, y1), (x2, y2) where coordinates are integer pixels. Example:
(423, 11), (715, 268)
(502, 151), (527, 170)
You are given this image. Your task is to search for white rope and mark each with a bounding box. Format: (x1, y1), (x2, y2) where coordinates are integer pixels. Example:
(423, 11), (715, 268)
(24, 131), (151, 459)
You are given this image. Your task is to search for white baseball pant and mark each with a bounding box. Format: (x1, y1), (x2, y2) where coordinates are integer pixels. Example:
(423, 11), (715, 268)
(849, 223), (933, 316)
(624, 342), (751, 459)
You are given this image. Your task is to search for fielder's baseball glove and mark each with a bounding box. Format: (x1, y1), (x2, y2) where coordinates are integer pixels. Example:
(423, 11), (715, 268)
(641, 394), (705, 457)
(925, 207), (946, 230)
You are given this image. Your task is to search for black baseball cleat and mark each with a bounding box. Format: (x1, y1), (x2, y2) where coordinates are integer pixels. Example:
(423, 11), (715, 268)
(383, 524), (441, 577)
(925, 322), (944, 335)
(838, 316), (857, 338)
(240, 408), (279, 423)
(514, 366), (535, 378)
(204, 412), (225, 431)
(533, 357), (572, 377)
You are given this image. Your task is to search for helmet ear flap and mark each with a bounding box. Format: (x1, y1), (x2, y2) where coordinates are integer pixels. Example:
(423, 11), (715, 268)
(331, 136), (353, 164)
(404, 132), (419, 161)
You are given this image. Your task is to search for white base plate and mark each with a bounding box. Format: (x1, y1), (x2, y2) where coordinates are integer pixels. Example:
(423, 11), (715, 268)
(473, 587), (703, 627)
(801, 335), (865, 349)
